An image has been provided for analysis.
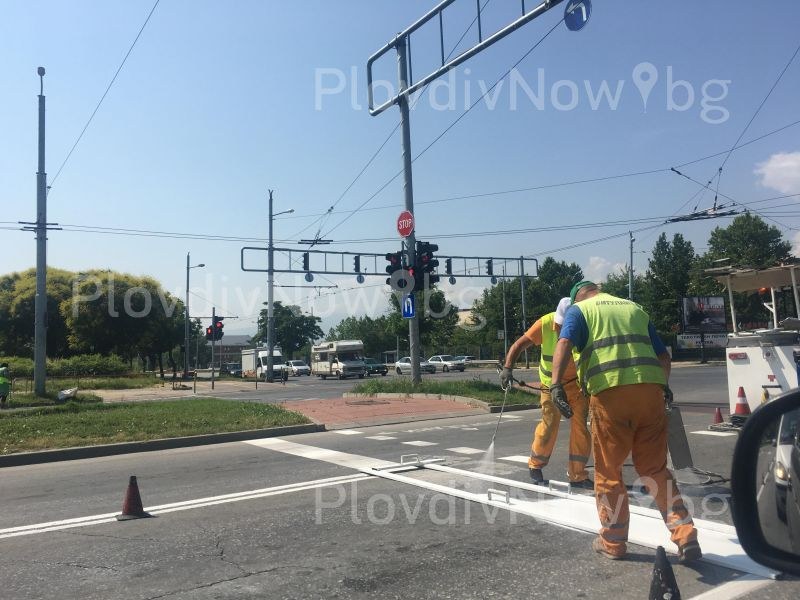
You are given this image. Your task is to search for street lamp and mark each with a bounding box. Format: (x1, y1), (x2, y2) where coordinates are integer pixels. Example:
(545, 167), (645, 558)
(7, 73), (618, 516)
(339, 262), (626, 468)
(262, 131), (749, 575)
(185, 253), (205, 377)
(266, 190), (294, 382)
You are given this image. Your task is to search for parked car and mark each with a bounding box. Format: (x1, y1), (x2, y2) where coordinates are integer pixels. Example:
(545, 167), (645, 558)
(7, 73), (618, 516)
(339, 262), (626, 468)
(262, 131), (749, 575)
(427, 355), (466, 372)
(364, 358), (388, 376)
(286, 360), (311, 376)
(395, 356), (436, 375)
(222, 362), (243, 377)
(453, 355), (475, 365)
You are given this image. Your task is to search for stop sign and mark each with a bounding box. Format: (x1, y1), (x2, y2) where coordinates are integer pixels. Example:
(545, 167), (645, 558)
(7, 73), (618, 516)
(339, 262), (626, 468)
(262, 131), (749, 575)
(397, 210), (414, 238)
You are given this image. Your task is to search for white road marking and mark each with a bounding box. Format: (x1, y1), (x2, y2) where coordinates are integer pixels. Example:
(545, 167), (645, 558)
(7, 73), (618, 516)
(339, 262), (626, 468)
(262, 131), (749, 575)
(0, 473), (369, 540)
(501, 415), (522, 420)
(402, 440), (438, 447)
(365, 435), (396, 441)
(691, 431), (737, 437)
(446, 447), (486, 455)
(244, 438), (397, 469)
(499, 455), (530, 464)
(333, 429), (363, 435)
(461, 427), (479, 431)
(686, 575), (772, 600)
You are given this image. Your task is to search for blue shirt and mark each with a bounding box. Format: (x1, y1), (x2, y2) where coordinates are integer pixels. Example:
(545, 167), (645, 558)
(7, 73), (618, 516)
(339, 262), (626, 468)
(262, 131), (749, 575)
(559, 305), (667, 355)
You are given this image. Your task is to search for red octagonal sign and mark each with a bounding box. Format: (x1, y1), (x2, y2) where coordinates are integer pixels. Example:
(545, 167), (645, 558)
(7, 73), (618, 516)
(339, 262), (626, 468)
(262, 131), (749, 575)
(396, 210), (414, 238)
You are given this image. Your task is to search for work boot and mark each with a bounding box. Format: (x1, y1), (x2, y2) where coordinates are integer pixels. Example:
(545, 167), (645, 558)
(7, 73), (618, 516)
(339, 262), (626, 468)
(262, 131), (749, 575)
(570, 479), (594, 491)
(592, 537), (625, 560)
(678, 541), (702, 564)
(529, 468), (545, 484)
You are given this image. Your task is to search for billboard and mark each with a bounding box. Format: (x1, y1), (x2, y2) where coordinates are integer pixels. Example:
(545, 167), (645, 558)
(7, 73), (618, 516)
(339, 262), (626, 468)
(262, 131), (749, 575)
(682, 296), (727, 333)
(676, 333), (728, 349)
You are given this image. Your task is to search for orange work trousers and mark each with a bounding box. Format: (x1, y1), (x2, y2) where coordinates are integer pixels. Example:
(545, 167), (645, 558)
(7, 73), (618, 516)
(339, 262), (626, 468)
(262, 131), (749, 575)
(591, 383), (698, 557)
(528, 378), (591, 482)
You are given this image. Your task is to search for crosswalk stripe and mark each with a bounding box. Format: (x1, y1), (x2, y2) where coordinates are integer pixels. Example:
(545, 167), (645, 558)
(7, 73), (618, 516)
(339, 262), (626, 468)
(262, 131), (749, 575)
(402, 440), (438, 447)
(333, 429), (363, 435)
(446, 447), (485, 455)
(365, 435), (396, 441)
(499, 455), (529, 464)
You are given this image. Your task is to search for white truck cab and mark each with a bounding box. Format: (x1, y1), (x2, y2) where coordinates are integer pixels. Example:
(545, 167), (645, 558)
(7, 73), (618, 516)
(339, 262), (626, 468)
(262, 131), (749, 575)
(311, 340), (367, 380)
(241, 347), (284, 379)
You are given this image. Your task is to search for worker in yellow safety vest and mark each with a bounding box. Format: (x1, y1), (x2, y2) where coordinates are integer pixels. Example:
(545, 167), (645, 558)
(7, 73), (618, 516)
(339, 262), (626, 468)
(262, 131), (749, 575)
(550, 281), (701, 563)
(501, 298), (592, 488)
(0, 362), (10, 409)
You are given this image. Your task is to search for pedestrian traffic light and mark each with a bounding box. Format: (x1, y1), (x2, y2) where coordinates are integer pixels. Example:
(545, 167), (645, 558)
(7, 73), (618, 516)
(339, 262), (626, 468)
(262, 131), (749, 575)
(485, 259), (493, 276)
(353, 255), (361, 273)
(444, 258), (453, 276)
(302, 252), (310, 271)
(212, 316), (225, 341)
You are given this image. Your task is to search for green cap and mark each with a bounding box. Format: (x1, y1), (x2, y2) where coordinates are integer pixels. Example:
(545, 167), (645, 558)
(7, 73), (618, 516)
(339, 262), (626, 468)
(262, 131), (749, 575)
(569, 280), (595, 305)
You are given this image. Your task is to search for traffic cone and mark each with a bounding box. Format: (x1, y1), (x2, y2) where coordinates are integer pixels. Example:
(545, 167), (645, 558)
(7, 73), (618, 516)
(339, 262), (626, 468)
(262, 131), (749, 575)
(649, 546), (681, 600)
(116, 475), (153, 521)
(733, 386), (751, 417)
(713, 407), (723, 424)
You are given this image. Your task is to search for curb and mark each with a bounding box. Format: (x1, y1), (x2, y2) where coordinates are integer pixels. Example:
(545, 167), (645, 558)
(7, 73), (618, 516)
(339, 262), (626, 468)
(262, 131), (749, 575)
(0, 423), (325, 468)
(341, 392), (539, 413)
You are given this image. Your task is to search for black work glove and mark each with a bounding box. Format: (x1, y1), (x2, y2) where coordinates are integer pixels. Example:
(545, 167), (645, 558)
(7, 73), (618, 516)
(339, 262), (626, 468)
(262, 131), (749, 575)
(550, 383), (573, 419)
(663, 385), (674, 407)
(500, 367), (514, 390)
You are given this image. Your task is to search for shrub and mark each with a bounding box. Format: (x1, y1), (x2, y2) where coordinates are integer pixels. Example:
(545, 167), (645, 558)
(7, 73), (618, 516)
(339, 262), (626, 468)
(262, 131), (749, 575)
(0, 354), (130, 377)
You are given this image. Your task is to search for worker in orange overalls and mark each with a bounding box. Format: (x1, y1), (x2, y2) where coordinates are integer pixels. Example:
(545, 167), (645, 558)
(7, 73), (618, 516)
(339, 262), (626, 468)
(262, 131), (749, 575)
(550, 281), (701, 563)
(501, 298), (592, 488)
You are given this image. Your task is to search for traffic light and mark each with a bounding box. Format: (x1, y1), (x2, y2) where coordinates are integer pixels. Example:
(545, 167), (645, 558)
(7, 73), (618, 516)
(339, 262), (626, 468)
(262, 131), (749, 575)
(212, 316), (225, 341)
(353, 255), (361, 273)
(385, 251), (403, 287)
(205, 325), (213, 340)
(485, 259), (493, 276)
(302, 252), (310, 271)
(444, 258), (453, 276)
(417, 241), (440, 287)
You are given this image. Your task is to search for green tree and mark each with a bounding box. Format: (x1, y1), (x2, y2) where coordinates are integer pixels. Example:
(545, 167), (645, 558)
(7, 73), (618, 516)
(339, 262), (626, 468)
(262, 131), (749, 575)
(254, 302), (323, 358)
(328, 314), (397, 358)
(642, 233), (696, 333)
(706, 213), (791, 269)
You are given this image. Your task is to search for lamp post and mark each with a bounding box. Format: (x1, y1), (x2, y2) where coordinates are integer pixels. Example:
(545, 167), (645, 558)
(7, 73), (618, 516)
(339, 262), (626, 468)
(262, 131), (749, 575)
(266, 190), (294, 382)
(185, 253), (205, 377)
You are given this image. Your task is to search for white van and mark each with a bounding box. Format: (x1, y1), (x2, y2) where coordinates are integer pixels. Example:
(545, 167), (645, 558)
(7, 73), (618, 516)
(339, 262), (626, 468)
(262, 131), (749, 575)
(241, 348), (284, 379)
(311, 340), (367, 380)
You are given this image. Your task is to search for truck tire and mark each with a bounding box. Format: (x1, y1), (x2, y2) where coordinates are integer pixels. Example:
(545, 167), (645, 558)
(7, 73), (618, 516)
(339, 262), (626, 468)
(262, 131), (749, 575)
(321, 375), (327, 380)
(337, 371), (344, 380)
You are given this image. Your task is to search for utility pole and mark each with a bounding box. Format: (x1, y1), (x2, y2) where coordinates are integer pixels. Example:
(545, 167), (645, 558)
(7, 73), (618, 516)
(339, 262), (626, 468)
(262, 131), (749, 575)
(267, 191), (275, 383)
(519, 256), (529, 368)
(397, 37), (421, 384)
(211, 306), (216, 390)
(33, 67), (48, 396)
(628, 231), (635, 300)
(502, 264), (508, 357)
(184, 254), (204, 377)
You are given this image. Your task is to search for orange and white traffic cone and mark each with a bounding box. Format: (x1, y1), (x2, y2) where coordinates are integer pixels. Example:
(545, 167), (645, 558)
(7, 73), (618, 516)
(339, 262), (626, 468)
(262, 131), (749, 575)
(116, 475), (152, 521)
(713, 407), (723, 424)
(733, 386), (751, 417)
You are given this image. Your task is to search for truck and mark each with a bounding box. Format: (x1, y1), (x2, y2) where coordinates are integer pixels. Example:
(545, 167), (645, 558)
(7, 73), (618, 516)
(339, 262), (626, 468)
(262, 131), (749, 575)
(241, 347), (284, 380)
(710, 264), (800, 414)
(311, 340), (367, 380)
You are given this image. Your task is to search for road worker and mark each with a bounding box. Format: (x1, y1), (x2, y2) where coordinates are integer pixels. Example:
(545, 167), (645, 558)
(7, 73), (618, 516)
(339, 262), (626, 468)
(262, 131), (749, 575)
(550, 281), (701, 562)
(0, 362), (9, 409)
(501, 298), (592, 488)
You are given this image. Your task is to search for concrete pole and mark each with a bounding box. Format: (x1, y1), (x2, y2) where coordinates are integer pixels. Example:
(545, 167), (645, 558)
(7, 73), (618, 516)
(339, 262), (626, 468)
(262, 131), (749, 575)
(628, 231), (635, 300)
(184, 252), (190, 377)
(397, 37), (421, 384)
(33, 67), (47, 396)
(266, 190), (275, 383)
(519, 257), (529, 368)
(211, 306), (216, 390)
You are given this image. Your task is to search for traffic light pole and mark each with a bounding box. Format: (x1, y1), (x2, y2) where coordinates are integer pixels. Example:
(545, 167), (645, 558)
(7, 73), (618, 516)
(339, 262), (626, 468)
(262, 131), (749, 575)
(397, 37), (421, 384)
(211, 306), (216, 390)
(266, 190), (275, 383)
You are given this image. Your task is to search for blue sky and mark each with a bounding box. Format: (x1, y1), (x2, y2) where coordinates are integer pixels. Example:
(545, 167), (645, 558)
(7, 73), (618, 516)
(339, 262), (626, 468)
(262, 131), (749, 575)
(2, 1), (799, 335)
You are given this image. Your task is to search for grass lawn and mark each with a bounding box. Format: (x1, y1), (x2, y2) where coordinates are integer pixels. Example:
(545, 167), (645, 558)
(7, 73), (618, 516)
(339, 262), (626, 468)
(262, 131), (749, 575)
(11, 375), (164, 394)
(351, 378), (539, 407)
(6, 391), (102, 409)
(0, 398), (310, 455)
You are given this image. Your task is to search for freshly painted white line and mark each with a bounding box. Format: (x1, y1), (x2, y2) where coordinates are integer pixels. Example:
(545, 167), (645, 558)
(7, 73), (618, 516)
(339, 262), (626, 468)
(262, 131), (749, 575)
(691, 431), (737, 437)
(365, 435), (397, 441)
(401, 440), (438, 447)
(244, 438), (398, 469)
(333, 429), (363, 435)
(687, 575), (772, 599)
(446, 447), (486, 455)
(0, 473), (369, 540)
(461, 427), (479, 431)
(499, 455), (530, 464)
(502, 415), (522, 420)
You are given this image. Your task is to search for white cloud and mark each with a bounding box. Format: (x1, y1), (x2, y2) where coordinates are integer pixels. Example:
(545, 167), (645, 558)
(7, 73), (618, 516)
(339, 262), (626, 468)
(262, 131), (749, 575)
(585, 256), (626, 282)
(754, 152), (800, 194)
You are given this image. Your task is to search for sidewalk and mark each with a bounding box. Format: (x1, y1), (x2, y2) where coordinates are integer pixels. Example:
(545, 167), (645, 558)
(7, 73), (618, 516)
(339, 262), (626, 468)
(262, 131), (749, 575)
(282, 395), (486, 429)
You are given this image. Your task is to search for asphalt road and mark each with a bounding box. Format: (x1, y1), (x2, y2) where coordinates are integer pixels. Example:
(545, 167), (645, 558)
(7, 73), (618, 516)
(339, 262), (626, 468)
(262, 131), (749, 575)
(201, 363), (729, 409)
(3, 397), (798, 600)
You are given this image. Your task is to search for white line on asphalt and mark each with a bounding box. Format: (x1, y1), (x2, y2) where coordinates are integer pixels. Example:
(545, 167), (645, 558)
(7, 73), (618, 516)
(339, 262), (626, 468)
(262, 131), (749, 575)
(401, 441), (438, 447)
(0, 473), (370, 540)
(333, 429), (363, 435)
(365, 435), (397, 441)
(446, 447), (486, 455)
(691, 431), (738, 437)
(499, 455), (529, 464)
(686, 575), (772, 600)
(461, 427), (479, 431)
(244, 438), (398, 469)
